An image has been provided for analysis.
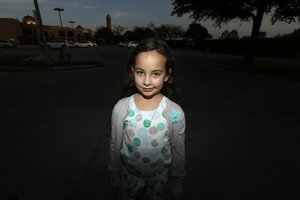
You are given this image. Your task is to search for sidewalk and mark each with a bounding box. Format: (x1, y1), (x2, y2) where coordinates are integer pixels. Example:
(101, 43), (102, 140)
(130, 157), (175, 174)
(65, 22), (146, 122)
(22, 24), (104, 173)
(0, 47), (105, 72)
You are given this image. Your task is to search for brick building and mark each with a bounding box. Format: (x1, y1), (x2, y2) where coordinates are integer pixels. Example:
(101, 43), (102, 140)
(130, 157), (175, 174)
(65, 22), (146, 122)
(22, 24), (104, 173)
(0, 18), (23, 44)
(0, 15), (95, 45)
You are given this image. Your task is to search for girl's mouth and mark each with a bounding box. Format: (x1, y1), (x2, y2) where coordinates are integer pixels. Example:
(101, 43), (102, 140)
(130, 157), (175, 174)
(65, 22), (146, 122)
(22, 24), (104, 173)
(143, 88), (153, 92)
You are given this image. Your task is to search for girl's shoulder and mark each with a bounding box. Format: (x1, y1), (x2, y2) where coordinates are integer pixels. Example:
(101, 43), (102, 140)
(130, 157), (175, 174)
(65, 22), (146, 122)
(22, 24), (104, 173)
(115, 96), (131, 106)
(165, 97), (184, 113)
(164, 97), (185, 123)
(113, 96), (131, 111)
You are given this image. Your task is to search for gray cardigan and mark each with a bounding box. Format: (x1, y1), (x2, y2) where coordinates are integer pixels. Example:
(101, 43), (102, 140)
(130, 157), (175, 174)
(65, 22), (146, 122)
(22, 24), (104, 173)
(108, 95), (186, 193)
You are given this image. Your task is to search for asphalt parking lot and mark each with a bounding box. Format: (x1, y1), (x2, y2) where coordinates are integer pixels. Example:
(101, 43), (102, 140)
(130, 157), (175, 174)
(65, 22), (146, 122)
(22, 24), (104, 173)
(0, 45), (299, 199)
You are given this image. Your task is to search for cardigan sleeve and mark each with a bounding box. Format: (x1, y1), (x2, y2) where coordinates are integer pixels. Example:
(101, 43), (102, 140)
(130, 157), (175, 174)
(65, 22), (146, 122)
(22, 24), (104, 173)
(168, 108), (186, 194)
(108, 104), (122, 187)
(108, 97), (131, 187)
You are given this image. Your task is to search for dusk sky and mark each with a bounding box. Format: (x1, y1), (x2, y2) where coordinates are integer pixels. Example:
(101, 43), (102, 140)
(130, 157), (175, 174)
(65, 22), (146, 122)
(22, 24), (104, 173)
(0, 0), (299, 38)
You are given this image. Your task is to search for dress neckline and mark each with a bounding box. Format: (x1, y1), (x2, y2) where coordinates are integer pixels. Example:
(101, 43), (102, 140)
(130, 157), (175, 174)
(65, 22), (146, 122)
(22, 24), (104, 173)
(131, 95), (165, 112)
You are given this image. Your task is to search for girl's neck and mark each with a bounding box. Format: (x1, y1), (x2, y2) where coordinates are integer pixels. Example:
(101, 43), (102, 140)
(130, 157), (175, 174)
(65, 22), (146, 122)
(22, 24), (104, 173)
(133, 93), (164, 111)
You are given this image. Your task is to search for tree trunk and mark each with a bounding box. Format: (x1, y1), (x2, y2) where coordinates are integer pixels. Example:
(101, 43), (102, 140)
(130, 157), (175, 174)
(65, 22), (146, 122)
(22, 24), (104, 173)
(244, 3), (266, 66)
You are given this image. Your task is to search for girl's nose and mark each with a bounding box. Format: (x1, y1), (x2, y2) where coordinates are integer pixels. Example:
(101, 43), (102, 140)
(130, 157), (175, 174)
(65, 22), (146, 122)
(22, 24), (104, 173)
(143, 76), (151, 86)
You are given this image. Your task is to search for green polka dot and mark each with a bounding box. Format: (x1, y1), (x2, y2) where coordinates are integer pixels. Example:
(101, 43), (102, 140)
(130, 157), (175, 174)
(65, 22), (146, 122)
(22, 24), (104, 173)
(142, 157), (151, 164)
(143, 119), (151, 128)
(127, 144), (133, 153)
(156, 122), (165, 131)
(124, 120), (128, 128)
(133, 137), (141, 147)
(161, 146), (167, 154)
(128, 109), (135, 117)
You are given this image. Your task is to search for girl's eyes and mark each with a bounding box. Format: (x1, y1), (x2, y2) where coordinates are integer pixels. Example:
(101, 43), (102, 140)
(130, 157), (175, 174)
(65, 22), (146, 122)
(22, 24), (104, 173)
(135, 71), (161, 77)
(152, 73), (161, 77)
(136, 71), (144, 76)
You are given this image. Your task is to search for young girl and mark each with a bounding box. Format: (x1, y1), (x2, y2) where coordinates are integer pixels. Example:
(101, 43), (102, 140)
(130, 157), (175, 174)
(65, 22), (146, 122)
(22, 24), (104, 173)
(108, 37), (186, 200)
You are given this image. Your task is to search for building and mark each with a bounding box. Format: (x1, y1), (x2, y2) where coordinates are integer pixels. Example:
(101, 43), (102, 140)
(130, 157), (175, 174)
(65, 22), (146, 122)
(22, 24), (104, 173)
(21, 15), (39, 44)
(0, 15), (95, 45)
(0, 18), (23, 44)
(106, 14), (111, 30)
(42, 25), (94, 42)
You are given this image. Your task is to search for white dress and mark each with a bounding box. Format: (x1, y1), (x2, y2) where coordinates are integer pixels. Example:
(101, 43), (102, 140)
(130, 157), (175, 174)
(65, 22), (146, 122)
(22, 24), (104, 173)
(120, 96), (172, 178)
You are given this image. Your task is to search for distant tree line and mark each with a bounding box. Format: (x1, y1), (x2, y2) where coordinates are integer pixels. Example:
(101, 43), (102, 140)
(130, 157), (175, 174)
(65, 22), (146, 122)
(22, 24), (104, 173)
(94, 22), (212, 45)
(94, 21), (300, 59)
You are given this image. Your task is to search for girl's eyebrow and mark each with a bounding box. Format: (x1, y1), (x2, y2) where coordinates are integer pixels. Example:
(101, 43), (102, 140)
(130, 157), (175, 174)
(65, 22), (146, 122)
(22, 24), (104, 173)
(151, 69), (163, 72)
(134, 67), (144, 71)
(134, 66), (164, 72)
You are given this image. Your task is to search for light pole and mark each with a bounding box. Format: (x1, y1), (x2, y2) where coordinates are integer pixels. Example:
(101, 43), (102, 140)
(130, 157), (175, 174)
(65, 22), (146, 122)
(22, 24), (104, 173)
(53, 7), (64, 30)
(34, 0), (48, 57)
(126, 27), (128, 43)
(69, 20), (75, 29)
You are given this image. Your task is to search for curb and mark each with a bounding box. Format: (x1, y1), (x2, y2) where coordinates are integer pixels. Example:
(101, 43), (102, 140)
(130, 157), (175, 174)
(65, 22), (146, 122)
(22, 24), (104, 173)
(0, 63), (105, 73)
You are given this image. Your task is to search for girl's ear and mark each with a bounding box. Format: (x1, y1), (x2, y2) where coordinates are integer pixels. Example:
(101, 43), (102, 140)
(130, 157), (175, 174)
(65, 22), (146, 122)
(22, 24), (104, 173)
(164, 68), (173, 82)
(131, 66), (134, 72)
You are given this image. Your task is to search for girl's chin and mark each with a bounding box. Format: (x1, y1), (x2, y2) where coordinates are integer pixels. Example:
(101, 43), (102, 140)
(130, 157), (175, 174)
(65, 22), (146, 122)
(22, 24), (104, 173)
(138, 91), (157, 99)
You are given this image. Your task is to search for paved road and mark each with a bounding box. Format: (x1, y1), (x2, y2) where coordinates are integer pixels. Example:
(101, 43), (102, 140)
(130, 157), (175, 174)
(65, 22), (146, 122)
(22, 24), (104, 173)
(0, 46), (299, 200)
(0, 45), (105, 63)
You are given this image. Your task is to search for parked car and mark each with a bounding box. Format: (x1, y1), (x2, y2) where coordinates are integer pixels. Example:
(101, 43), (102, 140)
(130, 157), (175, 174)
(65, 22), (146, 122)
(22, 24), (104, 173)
(117, 42), (128, 47)
(74, 40), (95, 48)
(46, 39), (71, 49)
(67, 39), (76, 48)
(91, 41), (98, 47)
(0, 39), (17, 48)
(127, 41), (139, 48)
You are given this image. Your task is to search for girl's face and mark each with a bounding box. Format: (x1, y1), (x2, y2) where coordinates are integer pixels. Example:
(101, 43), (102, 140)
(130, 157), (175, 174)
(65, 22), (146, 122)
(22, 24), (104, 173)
(132, 50), (170, 99)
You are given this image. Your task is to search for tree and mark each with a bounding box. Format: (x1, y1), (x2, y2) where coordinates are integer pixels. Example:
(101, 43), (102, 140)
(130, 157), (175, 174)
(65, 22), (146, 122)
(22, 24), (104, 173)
(259, 31), (267, 39)
(112, 25), (126, 44)
(113, 25), (125, 36)
(171, 0), (300, 65)
(228, 30), (239, 40)
(94, 26), (113, 44)
(282, 28), (300, 39)
(184, 23), (212, 41)
(154, 24), (185, 40)
(132, 26), (154, 41)
(125, 24), (185, 41)
(220, 30), (239, 39)
(183, 23), (212, 50)
(220, 30), (230, 40)
(146, 22), (156, 33)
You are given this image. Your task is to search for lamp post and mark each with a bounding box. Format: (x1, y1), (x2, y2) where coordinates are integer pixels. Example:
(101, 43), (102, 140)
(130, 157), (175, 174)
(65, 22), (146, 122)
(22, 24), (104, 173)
(69, 20), (75, 29)
(126, 27), (128, 43)
(53, 7), (64, 30)
(34, 0), (48, 57)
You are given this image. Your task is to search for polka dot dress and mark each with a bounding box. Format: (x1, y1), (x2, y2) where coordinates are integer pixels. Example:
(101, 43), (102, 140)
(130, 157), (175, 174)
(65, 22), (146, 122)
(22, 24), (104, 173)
(121, 96), (172, 178)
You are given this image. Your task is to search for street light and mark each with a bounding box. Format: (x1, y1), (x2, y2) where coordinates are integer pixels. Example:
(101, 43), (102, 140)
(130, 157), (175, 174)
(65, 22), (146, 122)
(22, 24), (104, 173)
(126, 27), (129, 42)
(53, 7), (64, 30)
(69, 20), (75, 29)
